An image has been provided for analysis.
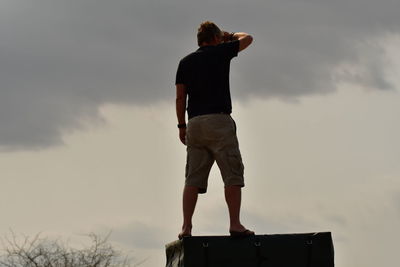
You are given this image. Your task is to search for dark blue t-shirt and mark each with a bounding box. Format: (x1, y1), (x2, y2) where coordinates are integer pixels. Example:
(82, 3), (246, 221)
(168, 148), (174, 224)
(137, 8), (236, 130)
(175, 40), (240, 119)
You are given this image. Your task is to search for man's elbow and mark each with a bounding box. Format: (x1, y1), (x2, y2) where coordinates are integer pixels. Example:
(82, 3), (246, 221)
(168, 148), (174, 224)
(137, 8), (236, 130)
(238, 35), (254, 52)
(248, 35), (254, 44)
(176, 95), (187, 105)
(245, 34), (253, 46)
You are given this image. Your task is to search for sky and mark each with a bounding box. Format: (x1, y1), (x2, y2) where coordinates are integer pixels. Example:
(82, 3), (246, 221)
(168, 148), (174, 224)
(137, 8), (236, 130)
(0, 0), (399, 266)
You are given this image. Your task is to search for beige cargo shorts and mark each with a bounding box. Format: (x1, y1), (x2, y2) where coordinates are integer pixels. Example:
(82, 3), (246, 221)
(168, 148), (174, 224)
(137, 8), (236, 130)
(185, 113), (245, 194)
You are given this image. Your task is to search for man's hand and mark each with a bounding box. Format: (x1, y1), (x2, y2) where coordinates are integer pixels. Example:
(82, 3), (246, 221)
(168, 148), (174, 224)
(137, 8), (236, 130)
(179, 128), (186, 145)
(222, 31), (234, 43)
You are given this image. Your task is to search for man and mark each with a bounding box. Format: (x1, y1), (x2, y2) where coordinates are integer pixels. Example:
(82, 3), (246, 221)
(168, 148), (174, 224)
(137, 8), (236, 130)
(175, 21), (254, 239)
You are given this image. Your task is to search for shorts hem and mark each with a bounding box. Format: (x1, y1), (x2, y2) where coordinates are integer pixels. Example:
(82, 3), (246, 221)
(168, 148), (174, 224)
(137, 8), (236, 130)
(222, 175), (245, 188)
(185, 182), (208, 194)
(224, 183), (245, 188)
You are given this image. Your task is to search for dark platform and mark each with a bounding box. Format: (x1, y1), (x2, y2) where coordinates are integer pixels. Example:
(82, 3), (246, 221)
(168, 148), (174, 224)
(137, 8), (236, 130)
(166, 232), (334, 267)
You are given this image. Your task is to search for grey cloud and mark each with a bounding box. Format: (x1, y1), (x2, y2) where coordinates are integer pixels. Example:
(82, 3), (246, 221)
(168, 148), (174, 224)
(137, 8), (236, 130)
(1, 0), (400, 149)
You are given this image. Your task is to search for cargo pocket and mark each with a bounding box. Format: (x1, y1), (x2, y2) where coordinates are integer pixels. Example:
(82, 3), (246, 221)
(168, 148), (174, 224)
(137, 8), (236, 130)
(228, 149), (244, 176)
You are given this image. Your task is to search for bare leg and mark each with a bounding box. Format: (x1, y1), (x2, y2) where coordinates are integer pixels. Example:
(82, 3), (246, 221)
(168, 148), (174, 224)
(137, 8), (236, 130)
(224, 185), (253, 234)
(179, 185), (199, 238)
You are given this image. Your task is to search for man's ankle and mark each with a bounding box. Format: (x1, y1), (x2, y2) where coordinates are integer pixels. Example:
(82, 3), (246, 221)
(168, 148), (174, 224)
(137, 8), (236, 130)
(229, 223), (246, 230)
(182, 224), (192, 230)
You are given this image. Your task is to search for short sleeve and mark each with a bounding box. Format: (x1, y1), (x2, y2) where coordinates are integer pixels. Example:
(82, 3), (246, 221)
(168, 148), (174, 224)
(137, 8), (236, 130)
(220, 40), (240, 60)
(175, 60), (186, 85)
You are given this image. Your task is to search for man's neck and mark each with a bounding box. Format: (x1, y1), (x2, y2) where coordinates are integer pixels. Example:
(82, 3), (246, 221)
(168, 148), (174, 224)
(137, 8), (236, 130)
(200, 41), (218, 47)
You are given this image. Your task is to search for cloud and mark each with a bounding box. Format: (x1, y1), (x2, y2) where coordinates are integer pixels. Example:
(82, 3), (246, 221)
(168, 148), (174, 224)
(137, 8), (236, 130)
(1, 0), (400, 149)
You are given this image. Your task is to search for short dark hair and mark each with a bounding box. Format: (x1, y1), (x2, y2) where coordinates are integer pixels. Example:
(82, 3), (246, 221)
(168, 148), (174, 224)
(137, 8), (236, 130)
(197, 21), (222, 46)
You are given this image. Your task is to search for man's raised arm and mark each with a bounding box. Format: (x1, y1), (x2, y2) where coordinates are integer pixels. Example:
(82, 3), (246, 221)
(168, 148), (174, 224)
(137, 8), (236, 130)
(234, 32), (253, 52)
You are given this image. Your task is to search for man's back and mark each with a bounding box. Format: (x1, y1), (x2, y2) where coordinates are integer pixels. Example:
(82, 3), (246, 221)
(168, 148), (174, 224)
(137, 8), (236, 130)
(176, 41), (240, 119)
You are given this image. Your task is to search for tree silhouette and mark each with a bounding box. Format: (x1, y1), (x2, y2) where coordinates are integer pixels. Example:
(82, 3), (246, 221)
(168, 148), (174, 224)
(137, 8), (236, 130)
(0, 231), (142, 267)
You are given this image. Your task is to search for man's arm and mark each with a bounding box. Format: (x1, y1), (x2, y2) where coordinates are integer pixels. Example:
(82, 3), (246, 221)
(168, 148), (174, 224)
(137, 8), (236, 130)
(176, 83), (187, 145)
(233, 32), (253, 52)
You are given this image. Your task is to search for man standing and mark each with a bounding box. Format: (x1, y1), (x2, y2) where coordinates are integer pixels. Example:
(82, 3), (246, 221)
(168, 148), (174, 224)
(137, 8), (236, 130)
(175, 21), (254, 239)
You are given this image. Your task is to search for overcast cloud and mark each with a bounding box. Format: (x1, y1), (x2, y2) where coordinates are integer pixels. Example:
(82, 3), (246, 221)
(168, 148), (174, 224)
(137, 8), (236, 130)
(1, 0), (400, 149)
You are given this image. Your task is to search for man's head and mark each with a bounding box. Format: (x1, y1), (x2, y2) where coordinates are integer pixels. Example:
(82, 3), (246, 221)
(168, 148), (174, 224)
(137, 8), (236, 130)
(197, 21), (223, 47)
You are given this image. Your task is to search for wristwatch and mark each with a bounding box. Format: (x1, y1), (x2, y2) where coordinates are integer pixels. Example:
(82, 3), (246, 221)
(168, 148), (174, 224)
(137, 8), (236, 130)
(177, 123), (186, 128)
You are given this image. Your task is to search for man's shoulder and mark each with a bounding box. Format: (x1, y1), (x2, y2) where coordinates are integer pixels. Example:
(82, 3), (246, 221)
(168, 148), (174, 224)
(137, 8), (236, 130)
(180, 50), (201, 63)
(178, 50), (204, 71)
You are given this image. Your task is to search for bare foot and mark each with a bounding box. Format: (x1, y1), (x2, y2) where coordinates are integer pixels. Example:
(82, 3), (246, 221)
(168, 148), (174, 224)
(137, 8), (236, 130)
(229, 229), (255, 237)
(229, 224), (254, 236)
(178, 225), (192, 240)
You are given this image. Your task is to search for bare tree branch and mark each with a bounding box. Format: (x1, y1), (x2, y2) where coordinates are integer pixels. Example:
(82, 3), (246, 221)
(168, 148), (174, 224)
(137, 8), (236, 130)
(0, 231), (140, 267)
